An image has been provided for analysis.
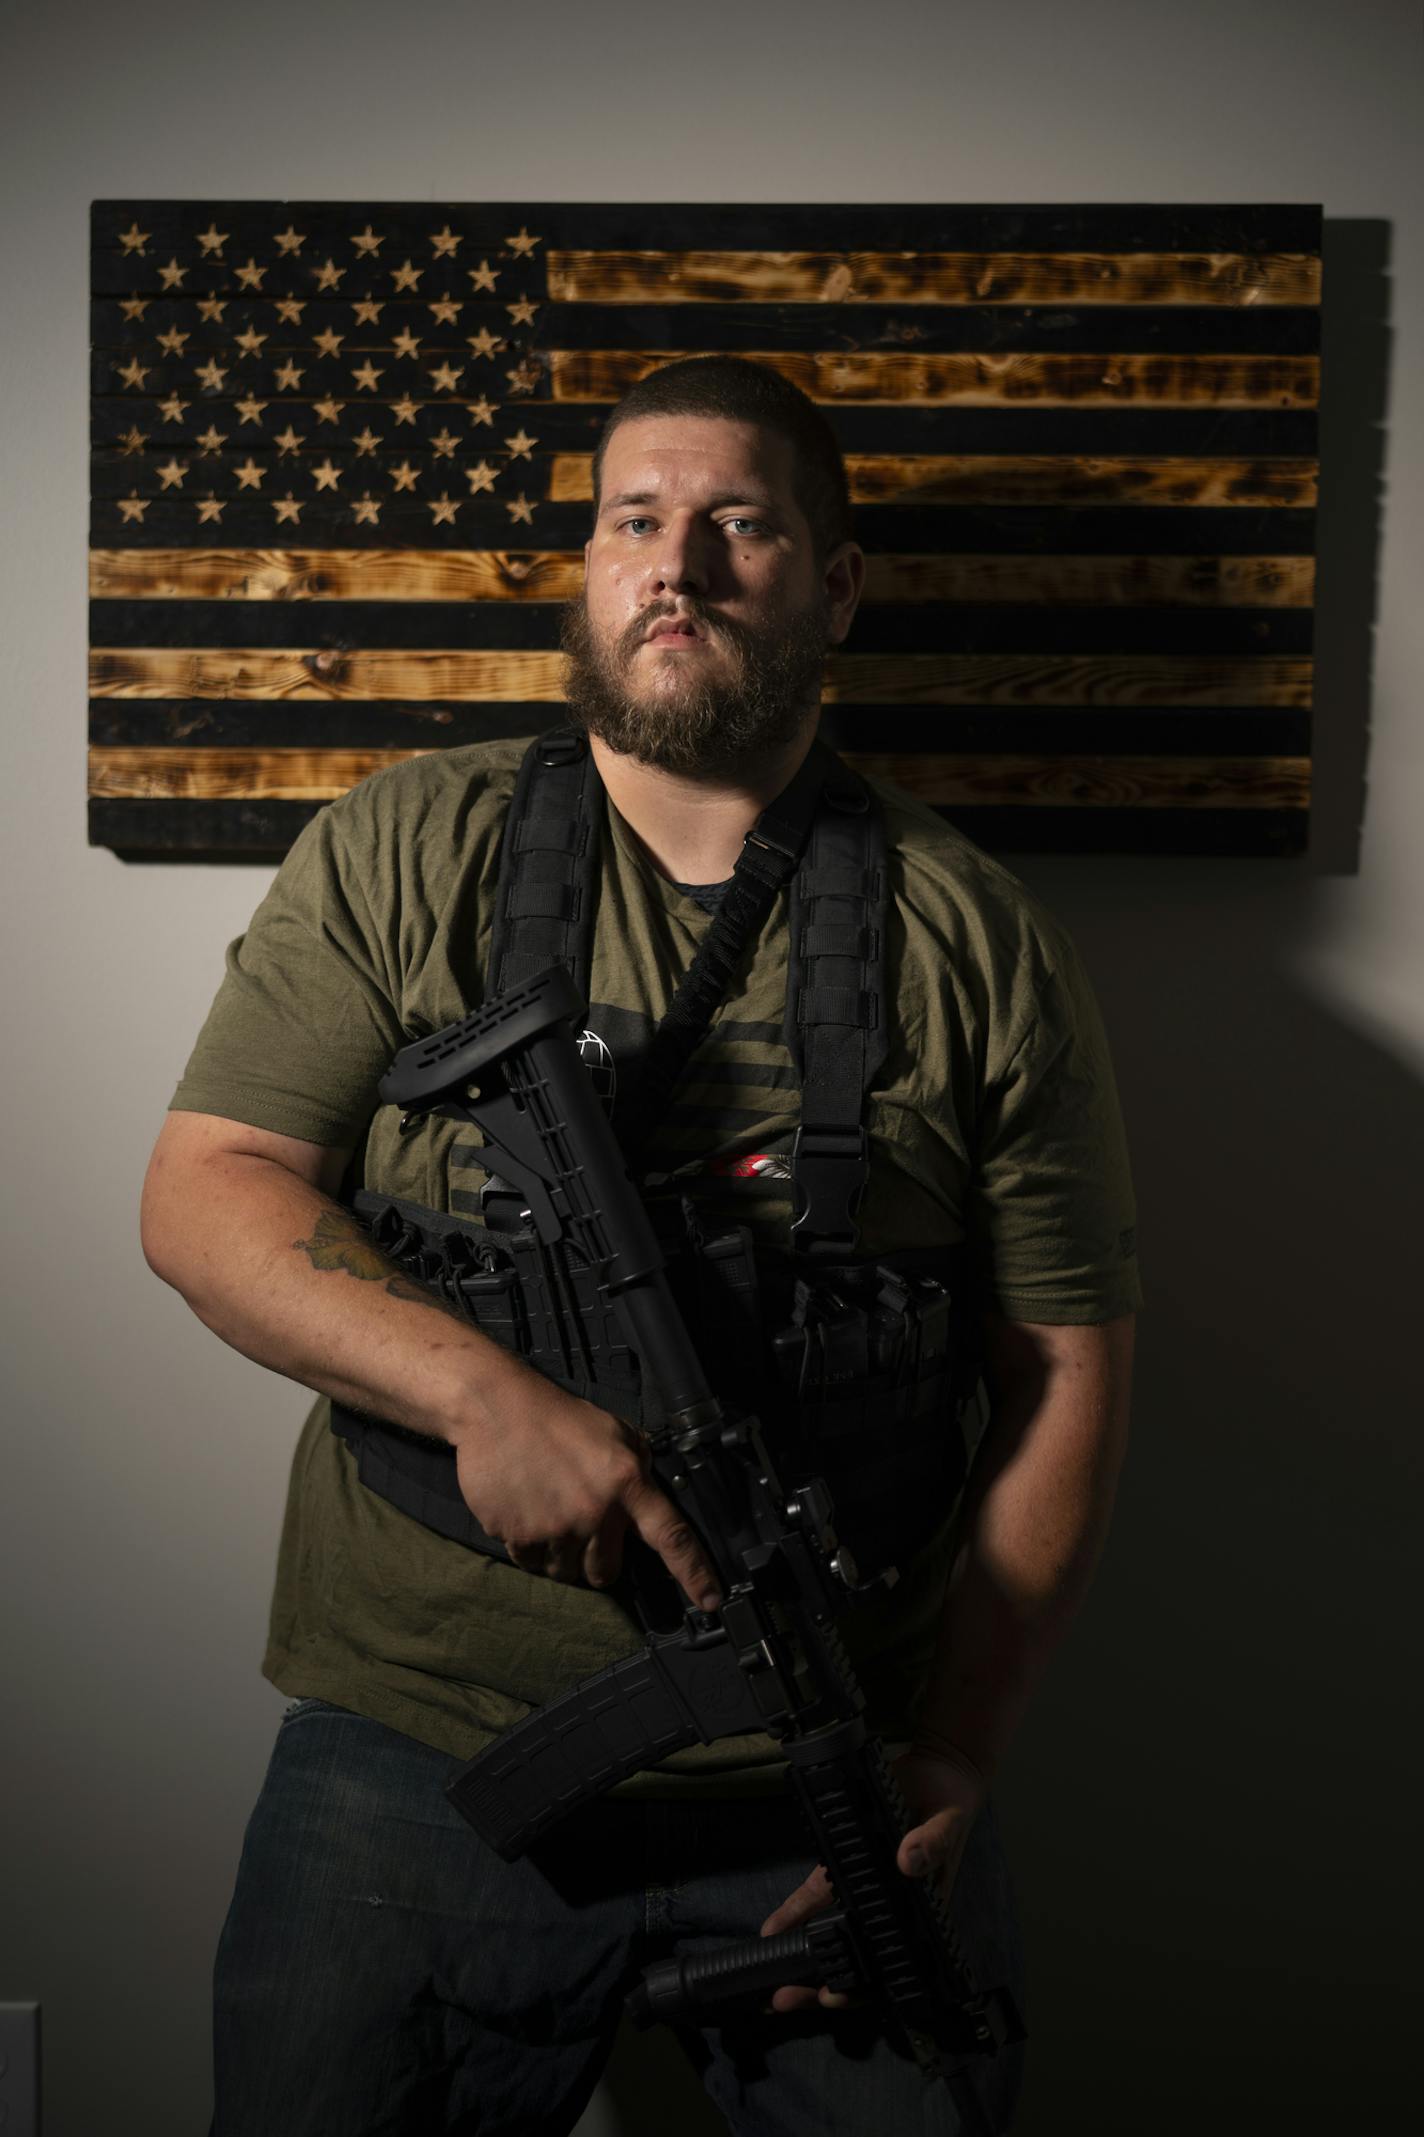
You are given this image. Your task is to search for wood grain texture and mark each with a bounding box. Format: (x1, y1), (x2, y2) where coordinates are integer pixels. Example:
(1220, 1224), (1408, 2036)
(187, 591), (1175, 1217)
(88, 647), (1312, 707)
(553, 451), (1318, 509)
(858, 554), (1316, 607)
(545, 250), (1322, 307)
(89, 743), (1309, 810)
(90, 547), (1316, 609)
(88, 549), (583, 602)
(550, 349), (1320, 409)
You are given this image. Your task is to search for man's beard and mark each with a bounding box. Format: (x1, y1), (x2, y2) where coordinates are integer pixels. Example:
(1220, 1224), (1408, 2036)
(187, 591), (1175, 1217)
(558, 587), (831, 780)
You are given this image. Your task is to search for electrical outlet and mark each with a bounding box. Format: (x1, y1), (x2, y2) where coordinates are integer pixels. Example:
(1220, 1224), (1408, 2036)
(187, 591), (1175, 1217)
(0, 2002), (40, 2137)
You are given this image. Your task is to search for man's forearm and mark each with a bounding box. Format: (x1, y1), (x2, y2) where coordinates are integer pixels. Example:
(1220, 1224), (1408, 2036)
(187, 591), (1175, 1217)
(143, 1140), (530, 1444)
(910, 1316), (1134, 1780)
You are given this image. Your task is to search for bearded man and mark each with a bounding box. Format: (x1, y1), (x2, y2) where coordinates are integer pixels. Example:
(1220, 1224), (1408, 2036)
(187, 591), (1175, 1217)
(143, 353), (1139, 2135)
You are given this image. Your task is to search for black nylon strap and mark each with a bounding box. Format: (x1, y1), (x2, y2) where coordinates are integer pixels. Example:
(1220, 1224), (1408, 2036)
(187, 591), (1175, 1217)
(621, 741), (833, 1162)
(487, 729), (602, 999)
(783, 767), (888, 1258)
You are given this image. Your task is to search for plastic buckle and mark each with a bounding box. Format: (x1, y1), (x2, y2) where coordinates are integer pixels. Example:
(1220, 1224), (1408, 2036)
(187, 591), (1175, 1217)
(537, 728), (586, 768)
(789, 1122), (868, 1258)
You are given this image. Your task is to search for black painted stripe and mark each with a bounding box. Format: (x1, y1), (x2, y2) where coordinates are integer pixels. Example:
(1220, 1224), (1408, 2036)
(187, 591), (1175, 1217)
(90, 702), (1313, 759)
(87, 599), (1315, 656)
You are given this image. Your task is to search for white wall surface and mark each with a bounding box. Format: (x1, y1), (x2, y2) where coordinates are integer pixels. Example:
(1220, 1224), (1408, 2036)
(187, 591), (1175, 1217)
(1, 3), (1419, 2131)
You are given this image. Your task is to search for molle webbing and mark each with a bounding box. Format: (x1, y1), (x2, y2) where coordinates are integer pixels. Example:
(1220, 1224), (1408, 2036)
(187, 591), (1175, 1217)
(486, 730), (603, 999)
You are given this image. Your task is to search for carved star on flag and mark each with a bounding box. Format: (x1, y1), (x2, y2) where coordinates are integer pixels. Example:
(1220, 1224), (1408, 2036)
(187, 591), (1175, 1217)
(235, 396), (269, 425)
(274, 360), (305, 391)
(196, 223), (229, 256)
(389, 461), (420, 492)
(506, 296), (538, 327)
(352, 425), (382, 454)
(430, 225), (461, 258)
(196, 494), (225, 523)
(118, 222), (151, 255)
(428, 491), (460, 524)
(504, 427), (537, 459)
(234, 458), (265, 490)
(117, 491), (149, 521)
(119, 296), (150, 322)
(157, 458), (189, 489)
(506, 358), (541, 395)
(506, 491), (536, 524)
(117, 426), (149, 455)
(428, 362), (464, 393)
(312, 328), (345, 358)
(197, 296), (229, 323)
(313, 258), (346, 291)
(466, 327), (503, 361)
(194, 358), (229, 391)
(274, 493), (302, 523)
(273, 424), (303, 455)
(234, 259), (267, 291)
(273, 297), (306, 325)
(391, 259), (424, 292)
(467, 258), (499, 292)
(157, 325), (191, 355)
(427, 295), (462, 325)
(274, 225), (307, 255)
(312, 396), (346, 424)
(159, 258), (188, 289)
(466, 396), (498, 425)
(430, 427), (460, 457)
(196, 425), (227, 453)
(505, 227), (541, 257)
(351, 360), (384, 392)
(390, 394), (420, 425)
(351, 299), (385, 325)
(158, 392), (191, 422)
(352, 491), (382, 523)
(352, 226), (384, 256)
(311, 459), (342, 491)
(390, 328), (421, 360)
(234, 327), (269, 357)
(465, 459), (498, 493)
(117, 357), (151, 390)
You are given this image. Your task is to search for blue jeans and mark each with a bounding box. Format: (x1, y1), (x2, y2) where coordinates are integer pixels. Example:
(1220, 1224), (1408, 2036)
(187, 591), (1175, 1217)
(211, 1698), (1026, 2135)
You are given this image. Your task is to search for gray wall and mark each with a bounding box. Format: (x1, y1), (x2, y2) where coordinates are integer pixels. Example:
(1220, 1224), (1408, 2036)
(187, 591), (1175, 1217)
(2, 2), (1419, 2130)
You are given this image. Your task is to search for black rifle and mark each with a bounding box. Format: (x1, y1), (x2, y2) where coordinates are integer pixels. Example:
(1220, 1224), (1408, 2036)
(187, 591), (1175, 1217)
(379, 965), (1022, 2128)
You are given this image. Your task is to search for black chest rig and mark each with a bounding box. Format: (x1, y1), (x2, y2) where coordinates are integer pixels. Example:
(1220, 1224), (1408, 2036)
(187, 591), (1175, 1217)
(332, 729), (980, 1584)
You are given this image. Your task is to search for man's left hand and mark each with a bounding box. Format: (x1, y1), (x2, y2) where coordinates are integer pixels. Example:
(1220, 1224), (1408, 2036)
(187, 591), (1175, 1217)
(757, 1746), (986, 2015)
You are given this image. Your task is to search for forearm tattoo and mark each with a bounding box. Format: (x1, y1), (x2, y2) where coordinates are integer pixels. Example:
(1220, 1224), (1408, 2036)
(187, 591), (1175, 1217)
(291, 1208), (461, 1320)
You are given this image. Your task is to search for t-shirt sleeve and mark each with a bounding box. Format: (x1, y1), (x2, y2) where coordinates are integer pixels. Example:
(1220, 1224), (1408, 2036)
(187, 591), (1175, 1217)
(967, 936), (1143, 1324)
(169, 796), (407, 1148)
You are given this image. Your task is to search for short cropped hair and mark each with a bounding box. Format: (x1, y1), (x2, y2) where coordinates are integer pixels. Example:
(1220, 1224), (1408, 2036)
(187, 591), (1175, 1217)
(589, 355), (854, 563)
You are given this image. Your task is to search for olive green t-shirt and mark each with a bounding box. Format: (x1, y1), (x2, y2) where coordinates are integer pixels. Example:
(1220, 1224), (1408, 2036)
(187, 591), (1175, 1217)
(171, 738), (1142, 1795)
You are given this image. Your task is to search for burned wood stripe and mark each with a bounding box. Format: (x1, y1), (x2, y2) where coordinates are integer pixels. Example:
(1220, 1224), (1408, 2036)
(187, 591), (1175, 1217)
(91, 702), (1313, 759)
(87, 548), (584, 600)
(88, 647), (1312, 707)
(550, 349), (1320, 409)
(545, 250), (1321, 307)
(87, 743), (1310, 810)
(89, 599), (1314, 657)
(87, 547), (1315, 608)
(554, 452), (1318, 508)
(862, 554), (1314, 606)
(88, 397), (1320, 457)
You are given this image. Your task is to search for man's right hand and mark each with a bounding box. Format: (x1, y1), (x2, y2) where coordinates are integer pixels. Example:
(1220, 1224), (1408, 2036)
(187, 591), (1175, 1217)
(448, 1367), (724, 1612)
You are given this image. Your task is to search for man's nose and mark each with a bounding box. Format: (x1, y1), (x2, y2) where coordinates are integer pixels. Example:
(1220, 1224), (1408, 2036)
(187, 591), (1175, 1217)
(645, 516), (712, 594)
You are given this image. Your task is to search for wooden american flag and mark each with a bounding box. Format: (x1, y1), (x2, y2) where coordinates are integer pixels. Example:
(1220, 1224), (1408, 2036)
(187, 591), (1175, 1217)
(89, 200), (1319, 856)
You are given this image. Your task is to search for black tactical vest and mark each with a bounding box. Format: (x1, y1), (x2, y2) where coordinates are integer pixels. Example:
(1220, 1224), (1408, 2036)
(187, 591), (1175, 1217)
(332, 729), (980, 1583)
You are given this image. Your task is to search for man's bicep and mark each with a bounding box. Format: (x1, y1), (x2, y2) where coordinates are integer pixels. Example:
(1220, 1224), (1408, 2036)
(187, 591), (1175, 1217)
(145, 1108), (356, 1206)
